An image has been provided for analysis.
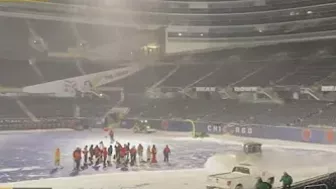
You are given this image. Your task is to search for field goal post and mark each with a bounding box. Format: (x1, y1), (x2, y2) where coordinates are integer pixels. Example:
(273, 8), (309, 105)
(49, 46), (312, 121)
(185, 119), (196, 138)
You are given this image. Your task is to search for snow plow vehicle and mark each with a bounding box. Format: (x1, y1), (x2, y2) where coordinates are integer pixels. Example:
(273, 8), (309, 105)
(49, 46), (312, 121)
(206, 142), (274, 189)
(206, 163), (274, 189)
(132, 120), (156, 133)
(243, 142), (262, 155)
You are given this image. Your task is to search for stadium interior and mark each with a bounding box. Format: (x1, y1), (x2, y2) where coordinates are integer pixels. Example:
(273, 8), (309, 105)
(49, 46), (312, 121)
(2, 0), (336, 187)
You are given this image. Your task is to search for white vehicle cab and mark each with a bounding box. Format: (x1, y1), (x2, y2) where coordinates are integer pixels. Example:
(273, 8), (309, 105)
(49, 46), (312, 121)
(206, 163), (274, 189)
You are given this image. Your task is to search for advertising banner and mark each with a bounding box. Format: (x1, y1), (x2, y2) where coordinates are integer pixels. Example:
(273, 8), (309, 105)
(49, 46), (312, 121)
(195, 87), (216, 92)
(202, 122), (228, 134)
(23, 65), (141, 97)
(233, 86), (259, 92)
(228, 124), (336, 144)
(321, 86), (336, 92)
(0, 118), (80, 130)
(164, 120), (192, 132)
(121, 118), (336, 145)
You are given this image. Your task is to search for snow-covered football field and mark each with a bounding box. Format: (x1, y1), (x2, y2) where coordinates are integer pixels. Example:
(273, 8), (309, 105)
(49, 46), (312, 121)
(0, 129), (336, 189)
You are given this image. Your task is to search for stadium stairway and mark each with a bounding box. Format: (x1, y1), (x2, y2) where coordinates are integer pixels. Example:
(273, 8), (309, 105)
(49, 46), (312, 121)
(15, 99), (38, 122)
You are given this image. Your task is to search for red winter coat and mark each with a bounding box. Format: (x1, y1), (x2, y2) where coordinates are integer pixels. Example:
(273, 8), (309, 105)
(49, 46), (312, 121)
(94, 147), (100, 156)
(103, 148), (108, 158)
(130, 147), (137, 155)
(164, 147), (170, 154)
(120, 147), (126, 157)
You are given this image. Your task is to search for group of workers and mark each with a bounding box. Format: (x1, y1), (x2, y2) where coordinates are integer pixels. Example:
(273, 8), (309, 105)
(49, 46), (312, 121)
(54, 141), (171, 171)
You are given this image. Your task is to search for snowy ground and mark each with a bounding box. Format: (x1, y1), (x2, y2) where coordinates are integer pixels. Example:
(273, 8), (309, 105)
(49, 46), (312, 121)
(0, 129), (336, 189)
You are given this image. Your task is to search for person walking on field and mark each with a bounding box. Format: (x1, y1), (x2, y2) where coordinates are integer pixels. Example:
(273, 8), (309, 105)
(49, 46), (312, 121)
(163, 145), (171, 163)
(83, 145), (88, 166)
(137, 143), (144, 162)
(146, 145), (151, 162)
(73, 147), (82, 171)
(151, 145), (157, 164)
(103, 147), (108, 168)
(107, 145), (113, 167)
(54, 148), (61, 168)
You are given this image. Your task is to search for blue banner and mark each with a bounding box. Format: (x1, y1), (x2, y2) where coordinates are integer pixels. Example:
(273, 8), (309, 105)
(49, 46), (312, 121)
(121, 118), (336, 145)
(227, 124), (336, 144)
(165, 120), (192, 132)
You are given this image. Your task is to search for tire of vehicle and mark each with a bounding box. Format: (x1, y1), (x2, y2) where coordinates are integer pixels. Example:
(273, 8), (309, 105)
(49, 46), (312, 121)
(235, 184), (243, 189)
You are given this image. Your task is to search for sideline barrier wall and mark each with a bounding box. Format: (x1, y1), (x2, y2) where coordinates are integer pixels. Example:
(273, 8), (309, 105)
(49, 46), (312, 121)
(0, 118), (83, 131)
(121, 118), (336, 145)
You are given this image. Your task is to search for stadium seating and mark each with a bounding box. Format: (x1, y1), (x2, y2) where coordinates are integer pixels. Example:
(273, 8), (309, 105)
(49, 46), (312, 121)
(0, 59), (41, 87)
(0, 97), (26, 118)
(20, 96), (75, 118)
(57, 0), (336, 14)
(36, 61), (82, 82)
(106, 65), (176, 93)
(0, 17), (36, 60)
(123, 96), (331, 126)
(0, 94), (121, 119)
(75, 92), (121, 118)
(276, 57), (336, 86)
(29, 20), (77, 52)
(98, 3), (336, 26)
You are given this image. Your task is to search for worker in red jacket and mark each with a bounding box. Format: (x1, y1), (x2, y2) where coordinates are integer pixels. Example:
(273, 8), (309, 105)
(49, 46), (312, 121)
(120, 145), (126, 165)
(163, 145), (171, 163)
(94, 145), (101, 166)
(103, 147), (108, 168)
(151, 145), (157, 164)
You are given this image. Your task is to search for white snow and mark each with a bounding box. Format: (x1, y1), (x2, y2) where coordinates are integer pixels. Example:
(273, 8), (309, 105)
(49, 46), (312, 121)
(1, 131), (336, 189)
(0, 166), (44, 173)
(3, 166), (332, 189)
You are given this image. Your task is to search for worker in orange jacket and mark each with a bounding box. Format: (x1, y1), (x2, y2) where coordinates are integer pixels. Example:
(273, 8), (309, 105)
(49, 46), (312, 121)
(54, 148), (61, 167)
(73, 147), (82, 171)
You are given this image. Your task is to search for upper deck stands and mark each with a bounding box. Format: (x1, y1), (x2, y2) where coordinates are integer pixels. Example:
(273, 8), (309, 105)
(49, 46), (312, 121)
(106, 65), (175, 93)
(0, 59), (41, 88)
(0, 17), (35, 60)
(276, 57), (336, 86)
(123, 0), (336, 14)
(193, 62), (264, 87)
(36, 61), (82, 82)
(161, 64), (218, 87)
(52, 0), (336, 14)
(29, 20), (77, 52)
(91, 4), (336, 26)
